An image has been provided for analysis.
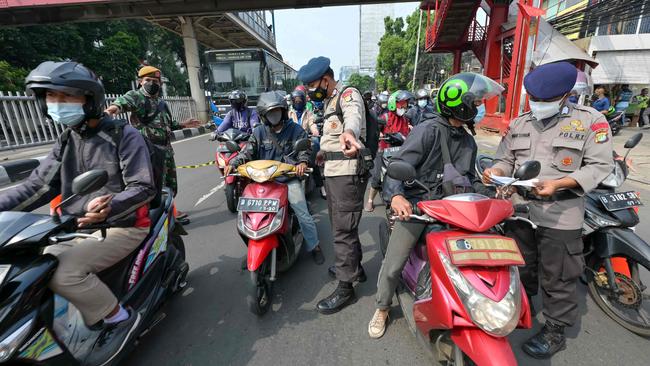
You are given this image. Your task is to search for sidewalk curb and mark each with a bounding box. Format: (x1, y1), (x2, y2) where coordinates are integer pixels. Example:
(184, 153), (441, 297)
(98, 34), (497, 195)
(0, 127), (209, 186)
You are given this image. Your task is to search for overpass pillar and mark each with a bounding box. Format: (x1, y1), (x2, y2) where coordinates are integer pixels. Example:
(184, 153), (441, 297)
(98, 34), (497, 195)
(180, 16), (209, 122)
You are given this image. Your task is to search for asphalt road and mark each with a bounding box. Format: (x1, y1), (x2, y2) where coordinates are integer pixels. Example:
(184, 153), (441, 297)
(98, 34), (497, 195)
(122, 135), (649, 366)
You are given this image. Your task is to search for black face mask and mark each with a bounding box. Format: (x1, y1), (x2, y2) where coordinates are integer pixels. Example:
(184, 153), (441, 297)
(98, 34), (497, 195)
(308, 79), (328, 102)
(143, 81), (160, 95)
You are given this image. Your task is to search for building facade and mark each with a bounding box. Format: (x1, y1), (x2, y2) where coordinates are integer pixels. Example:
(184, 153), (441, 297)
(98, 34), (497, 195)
(339, 66), (360, 84)
(359, 4), (395, 76)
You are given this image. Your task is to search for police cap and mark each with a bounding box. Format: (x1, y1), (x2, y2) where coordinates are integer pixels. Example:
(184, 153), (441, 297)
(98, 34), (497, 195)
(297, 56), (331, 84)
(524, 61), (577, 100)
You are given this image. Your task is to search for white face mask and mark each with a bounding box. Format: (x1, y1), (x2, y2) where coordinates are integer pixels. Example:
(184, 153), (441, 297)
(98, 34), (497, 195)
(417, 99), (428, 108)
(529, 99), (563, 121)
(396, 108), (407, 117)
(380, 103), (388, 109)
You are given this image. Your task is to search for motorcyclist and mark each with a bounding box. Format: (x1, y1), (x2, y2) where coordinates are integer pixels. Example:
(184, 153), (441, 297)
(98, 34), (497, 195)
(373, 91), (390, 117)
(225, 91), (325, 264)
(289, 89), (320, 136)
(367, 73), (503, 339)
(362, 90), (375, 110)
(217, 90), (260, 134)
(365, 90), (412, 212)
(409, 88), (433, 126)
(0, 61), (156, 365)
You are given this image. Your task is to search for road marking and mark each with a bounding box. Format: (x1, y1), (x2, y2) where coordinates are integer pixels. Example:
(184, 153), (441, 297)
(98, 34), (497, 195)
(171, 134), (207, 145)
(195, 181), (225, 207)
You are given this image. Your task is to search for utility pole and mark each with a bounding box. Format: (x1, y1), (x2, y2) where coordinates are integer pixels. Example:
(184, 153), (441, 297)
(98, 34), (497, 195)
(411, 9), (423, 91)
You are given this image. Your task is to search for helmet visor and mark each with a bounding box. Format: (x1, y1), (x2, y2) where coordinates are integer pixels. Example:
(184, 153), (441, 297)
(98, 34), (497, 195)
(467, 74), (504, 102)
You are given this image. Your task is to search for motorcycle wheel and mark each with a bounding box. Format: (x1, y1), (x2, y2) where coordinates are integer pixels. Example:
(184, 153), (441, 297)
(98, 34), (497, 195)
(248, 260), (272, 316)
(611, 122), (621, 136)
(225, 184), (237, 213)
(586, 255), (650, 336)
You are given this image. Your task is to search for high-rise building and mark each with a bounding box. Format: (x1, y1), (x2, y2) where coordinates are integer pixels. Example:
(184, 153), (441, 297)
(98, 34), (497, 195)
(359, 4), (395, 76)
(340, 66), (360, 84)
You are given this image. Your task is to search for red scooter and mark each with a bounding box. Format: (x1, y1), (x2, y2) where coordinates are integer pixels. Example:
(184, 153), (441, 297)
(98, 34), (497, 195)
(212, 128), (251, 212)
(380, 160), (540, 365)
(226, 139), (311, 315)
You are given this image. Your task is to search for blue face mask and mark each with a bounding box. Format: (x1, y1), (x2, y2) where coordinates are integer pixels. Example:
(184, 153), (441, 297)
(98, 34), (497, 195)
(47, 103), (86, 126)
(474, 104), (486, 123)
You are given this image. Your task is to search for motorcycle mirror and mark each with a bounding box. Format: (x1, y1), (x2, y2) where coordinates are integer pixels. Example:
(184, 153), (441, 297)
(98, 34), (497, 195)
(624, 132), (642, 149)
(225, 140), (241, 153)
(386, 161), (417, 181)
(72, 170), (108, 196)
(293, 138), (311, 152)
(513, 160), (541, 181)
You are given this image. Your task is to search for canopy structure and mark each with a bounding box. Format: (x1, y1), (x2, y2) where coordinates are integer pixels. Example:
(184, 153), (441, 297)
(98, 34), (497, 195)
(532, 18), (598, 68)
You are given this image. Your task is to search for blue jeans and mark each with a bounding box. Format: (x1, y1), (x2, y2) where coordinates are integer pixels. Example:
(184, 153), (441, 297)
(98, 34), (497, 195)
(287, 179), (319, 251)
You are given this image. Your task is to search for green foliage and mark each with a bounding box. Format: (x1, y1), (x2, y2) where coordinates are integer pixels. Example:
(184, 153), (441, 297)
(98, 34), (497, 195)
(376, 8), (453, 91)
(0, 61), (28, 92)
(0, 20), (189, 95)
(346, 73), (375, 92)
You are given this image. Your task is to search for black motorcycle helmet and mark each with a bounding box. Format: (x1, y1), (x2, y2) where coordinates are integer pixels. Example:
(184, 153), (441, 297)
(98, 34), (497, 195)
(25, 61), (105, 123)
(290, 89), (306, 103)
(362, 90), (373, 102)
(436, 72), (503, 123)
(228, 90), (247, 110)
(257, 91), (288, 126)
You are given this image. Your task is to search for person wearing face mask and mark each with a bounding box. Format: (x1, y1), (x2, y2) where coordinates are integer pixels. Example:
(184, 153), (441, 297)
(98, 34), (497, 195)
(106, 66), (190, 224)
(289, 89), (319, 136)
(297, 56), (371, 314)
(367, 73), (502, 339)
(365, 90), (412, 212)
(373, 92), (390, 117)
(217, 90), (260, 134)
(225, 91), (324, 264)
(482, 61), (613, 359)
(408, 88), (434, 127)
(0, 61), (156, 365)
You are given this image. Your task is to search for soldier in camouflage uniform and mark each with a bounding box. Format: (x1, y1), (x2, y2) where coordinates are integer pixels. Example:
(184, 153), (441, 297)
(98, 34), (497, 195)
(105, 66), (189, 223)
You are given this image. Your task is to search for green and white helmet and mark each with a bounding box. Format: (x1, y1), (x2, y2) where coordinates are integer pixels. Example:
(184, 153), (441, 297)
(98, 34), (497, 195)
(436, 73), (504, 122)
(388, 90), (415, 111)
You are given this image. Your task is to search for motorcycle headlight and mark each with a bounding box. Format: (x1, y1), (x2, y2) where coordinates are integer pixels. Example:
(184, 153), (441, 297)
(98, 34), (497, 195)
(246, 165), (278, 183)
(0, 319), (33, 362)
(0, 265), (10, 286)
(439, 252), (521, 337)
(585, 209), (620, 228)
(237, 207), (285, 239)
(600, 164), (625, 188)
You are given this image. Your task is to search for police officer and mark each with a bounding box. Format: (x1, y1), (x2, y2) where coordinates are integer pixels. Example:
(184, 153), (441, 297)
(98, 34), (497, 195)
(297, 56), (368, 314)
(106, 66), (190, 224)
(483, 62), (613, 358)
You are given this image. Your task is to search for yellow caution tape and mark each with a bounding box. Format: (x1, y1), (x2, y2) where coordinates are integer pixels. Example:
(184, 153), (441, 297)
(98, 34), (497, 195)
(176, 160), (217, 169)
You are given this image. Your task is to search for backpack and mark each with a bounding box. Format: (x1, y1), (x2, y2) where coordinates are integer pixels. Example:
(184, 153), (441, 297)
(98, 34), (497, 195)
(329, 87), (380, 158)
(59, 119), (165, 207)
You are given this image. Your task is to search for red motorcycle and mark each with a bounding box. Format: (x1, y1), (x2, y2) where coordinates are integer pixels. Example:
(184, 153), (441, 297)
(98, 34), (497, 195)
(380, 160), (540, 365)
(226, 139), (311, 315)
(212, 128), (251, 212)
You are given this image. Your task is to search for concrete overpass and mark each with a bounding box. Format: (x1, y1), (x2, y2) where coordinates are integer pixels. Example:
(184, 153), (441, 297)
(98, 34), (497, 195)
(0, 0), (412, 121)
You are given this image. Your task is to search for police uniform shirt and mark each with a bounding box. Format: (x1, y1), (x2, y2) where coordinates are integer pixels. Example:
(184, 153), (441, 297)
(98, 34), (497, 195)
(321, 82), (367, 177)
(492, 103), (614, 230)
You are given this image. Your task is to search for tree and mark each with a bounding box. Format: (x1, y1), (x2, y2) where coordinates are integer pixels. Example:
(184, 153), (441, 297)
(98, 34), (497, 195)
(0, 20), (190, 95)
(346, 73), (375, 92)
(0, 61), (28, 92)
(376, 8), (454, 91)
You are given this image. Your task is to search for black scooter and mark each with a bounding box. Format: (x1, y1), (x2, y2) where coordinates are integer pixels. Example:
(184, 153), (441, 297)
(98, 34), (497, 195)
(475, 132), (650, 337)
(0, 170), (188, 365)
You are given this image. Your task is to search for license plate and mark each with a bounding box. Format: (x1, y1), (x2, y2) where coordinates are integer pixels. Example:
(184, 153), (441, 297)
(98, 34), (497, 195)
(383, 147), (401, 156)
(599, 191), (643, 211)
(446, 236), (525, 267)
(237, 198), (280, 213)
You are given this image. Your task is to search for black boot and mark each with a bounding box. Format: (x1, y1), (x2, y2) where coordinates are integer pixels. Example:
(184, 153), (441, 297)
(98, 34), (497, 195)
(327, 265), (367, 283)
(522, 322), (566, 359)
(316, 282), (357, 314)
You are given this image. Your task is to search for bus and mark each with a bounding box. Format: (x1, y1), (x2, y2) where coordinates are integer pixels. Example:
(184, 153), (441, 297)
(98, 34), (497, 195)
(204, 48), (299, 111)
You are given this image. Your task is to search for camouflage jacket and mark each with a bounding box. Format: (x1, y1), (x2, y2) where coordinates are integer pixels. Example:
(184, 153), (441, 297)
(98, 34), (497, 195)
(112, 88), (181, 148)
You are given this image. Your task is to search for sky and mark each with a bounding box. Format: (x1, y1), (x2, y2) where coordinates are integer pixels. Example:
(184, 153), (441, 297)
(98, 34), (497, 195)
(273, 2), (420, 78)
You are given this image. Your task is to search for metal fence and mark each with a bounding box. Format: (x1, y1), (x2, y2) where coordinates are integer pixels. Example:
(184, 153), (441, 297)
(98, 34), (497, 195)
(0, 91), (197, 151)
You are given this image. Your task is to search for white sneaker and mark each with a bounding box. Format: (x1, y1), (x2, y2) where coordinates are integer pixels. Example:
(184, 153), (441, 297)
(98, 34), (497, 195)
(368, 309), (389, 339)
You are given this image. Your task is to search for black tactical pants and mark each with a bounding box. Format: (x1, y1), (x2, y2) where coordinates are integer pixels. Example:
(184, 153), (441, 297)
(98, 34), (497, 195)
(504, 222), (584, 327)
(325, 174), (368, 283)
